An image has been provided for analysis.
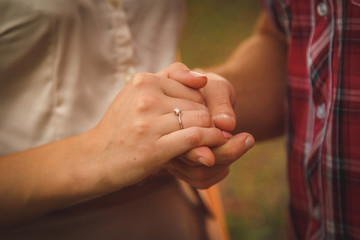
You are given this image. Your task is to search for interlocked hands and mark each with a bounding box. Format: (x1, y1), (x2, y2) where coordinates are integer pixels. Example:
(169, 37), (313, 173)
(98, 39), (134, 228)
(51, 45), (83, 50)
(92, 62), (254, 191)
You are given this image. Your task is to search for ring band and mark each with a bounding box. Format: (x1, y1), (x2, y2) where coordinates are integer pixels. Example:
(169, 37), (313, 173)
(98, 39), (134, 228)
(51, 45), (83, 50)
(173, 108), (184, 130)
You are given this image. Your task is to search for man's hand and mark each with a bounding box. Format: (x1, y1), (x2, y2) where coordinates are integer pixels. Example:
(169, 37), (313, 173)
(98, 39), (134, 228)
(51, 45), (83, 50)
(167, 132), (254, 189)
(162, 67), (255, 189)
(199, 71), (237, 132)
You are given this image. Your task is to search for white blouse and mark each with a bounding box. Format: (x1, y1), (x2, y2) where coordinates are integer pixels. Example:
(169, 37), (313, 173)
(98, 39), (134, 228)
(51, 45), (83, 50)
(0, 0), (185, 155)
(0, 2), (226, 239)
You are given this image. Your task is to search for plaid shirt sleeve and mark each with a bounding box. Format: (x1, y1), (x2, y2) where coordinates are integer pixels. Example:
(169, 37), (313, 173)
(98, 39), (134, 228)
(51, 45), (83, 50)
(260, 1), (360, 239)
(261, 0), (291, 35)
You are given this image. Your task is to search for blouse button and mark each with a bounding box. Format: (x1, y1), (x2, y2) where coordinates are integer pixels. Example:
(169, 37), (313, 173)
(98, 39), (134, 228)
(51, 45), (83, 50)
(124, 70), (135, 83)
(108, 0), (122, 8)
(317, 2), (329, 17)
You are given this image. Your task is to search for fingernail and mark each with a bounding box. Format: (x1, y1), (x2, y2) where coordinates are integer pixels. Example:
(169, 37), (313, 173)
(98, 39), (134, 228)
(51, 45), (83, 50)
(189, 71), (206, 78)
(222, 131), (233, 139)
(245, 135), (255, 149)
(197, 157), (210, 167)
(213, 113), (235, 122)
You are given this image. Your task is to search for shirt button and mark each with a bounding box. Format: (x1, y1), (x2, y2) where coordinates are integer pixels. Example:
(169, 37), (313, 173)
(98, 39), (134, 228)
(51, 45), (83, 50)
(313, 205), (321, 220)
(307, 54), (313, 68)
(316, 103), (326, 119)
(317, 2), (329, 17)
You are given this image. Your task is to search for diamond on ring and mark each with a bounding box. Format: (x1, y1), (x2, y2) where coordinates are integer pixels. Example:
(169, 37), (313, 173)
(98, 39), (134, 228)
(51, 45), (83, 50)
(173, 108), (184, 130)
(174, 108), (181, 115)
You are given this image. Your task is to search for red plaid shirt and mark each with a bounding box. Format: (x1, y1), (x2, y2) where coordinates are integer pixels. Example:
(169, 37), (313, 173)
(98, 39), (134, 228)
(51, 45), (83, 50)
(262, 0), (360, 239)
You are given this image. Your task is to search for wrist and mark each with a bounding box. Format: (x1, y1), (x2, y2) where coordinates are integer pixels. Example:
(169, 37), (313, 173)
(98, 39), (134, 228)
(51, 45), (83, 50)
(77, 126), (134, 195)
(59, 129), (112, 202)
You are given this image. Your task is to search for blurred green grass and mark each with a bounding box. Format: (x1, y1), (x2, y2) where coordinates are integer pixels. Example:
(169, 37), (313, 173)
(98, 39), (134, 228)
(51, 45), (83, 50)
(179, 1), (288, 239)
(180, 0), (261, 68)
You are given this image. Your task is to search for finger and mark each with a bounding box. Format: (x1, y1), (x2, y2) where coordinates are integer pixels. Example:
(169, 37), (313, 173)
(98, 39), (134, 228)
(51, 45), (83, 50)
(160, 79), (205, 104)
(156, 93), (209, 115)
(130, 72), (205, 105)
(159, 109), (213, 135)
(156, 127), (227, 162)
(178, 146), (216, 167)
(167, 163), (230, 189)
(200, 72), (236, 132)
(181, 131), (232, 166)
(157, 62), (208, 89)
(168, 159), (229, 181)
(212, 132), (255, 165)
(129, 97), (213, 138)
(175, 155), (200, 167)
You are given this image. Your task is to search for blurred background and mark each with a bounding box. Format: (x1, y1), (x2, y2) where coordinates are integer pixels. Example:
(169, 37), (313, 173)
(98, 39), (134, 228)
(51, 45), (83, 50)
(179, 1), (288, 239)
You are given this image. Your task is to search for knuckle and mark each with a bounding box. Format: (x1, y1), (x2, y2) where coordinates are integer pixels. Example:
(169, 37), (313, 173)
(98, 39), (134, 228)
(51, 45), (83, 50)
(229, 148), (245, 162)
(197, 110), (212, 127)
(220, 149), (238, 162)
(135, 94), (159, 112)
(186, 129), (202, 146)
(207, 72), (228, 84)
(192, 90), (205, 104)
(132, 72), (157, 87)
(214, 95), (231, 108)
(172, 62), (187, 69)
(132, 119), (151, 135)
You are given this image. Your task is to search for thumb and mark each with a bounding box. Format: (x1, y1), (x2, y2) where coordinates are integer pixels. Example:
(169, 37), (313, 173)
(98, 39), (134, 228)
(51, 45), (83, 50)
(157, 62), (208, 89)
(200, 72), (237, 132)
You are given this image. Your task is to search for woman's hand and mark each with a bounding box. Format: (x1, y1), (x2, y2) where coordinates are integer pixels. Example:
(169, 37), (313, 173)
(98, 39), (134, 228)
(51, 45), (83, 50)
(0, 63), (229, 227)
(89, 63), (229, 192)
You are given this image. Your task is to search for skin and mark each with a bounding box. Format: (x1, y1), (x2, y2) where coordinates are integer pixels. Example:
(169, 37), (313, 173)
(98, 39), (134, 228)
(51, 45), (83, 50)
(0, 11), (286, 227)
(167, 12), (288, 189)
(0, 63), (228, 227)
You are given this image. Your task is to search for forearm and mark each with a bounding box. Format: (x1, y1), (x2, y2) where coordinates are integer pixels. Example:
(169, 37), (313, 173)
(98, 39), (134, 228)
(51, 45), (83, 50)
(209, 14), (288, 141)
(0, 131), (108, 227)
(0, 63), (229, 227)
